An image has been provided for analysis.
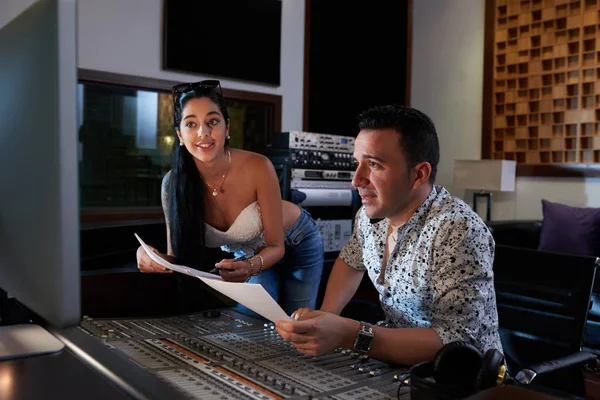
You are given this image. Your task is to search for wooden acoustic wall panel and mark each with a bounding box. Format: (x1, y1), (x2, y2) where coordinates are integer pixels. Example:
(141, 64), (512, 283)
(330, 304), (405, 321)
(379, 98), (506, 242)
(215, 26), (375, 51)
(492, 0), (600, 166)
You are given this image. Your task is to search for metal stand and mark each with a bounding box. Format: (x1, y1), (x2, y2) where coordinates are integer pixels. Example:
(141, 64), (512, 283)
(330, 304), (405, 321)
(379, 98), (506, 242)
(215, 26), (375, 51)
(473, 191), (492, 222)
(0, 291), (64, 360)
(0, 324), (64, 360)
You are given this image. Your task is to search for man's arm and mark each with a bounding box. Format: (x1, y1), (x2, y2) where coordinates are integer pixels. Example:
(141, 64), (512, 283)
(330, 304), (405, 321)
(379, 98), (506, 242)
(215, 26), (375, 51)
(320, 207), (367, 314)
(276, 311), (443, 365)
(287, 254), (444, 364)
(361, 325), (442, 365)
(320, 258), (365, 315)
(277, 215), (498, 365)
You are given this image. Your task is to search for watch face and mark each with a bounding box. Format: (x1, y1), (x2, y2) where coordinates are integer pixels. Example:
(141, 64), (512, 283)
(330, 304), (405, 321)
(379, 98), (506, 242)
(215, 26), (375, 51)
(356, 332), (373, 351)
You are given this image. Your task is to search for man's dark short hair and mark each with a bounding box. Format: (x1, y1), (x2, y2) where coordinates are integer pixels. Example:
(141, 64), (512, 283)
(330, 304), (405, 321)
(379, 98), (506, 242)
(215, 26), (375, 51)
(357, 104), (440, 184)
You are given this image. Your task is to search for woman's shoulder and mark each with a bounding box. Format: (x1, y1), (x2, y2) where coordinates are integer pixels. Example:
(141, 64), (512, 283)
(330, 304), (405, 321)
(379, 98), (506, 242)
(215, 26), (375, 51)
(161, 170), (172, 208)
(161, 170), (172, 189)
(232, 149), (273, 171)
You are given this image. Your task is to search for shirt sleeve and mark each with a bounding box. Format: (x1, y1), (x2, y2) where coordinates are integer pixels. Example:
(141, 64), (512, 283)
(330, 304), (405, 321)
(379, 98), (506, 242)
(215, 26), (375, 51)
(339, 207), (366, 271)
(430, 215), (496, 349)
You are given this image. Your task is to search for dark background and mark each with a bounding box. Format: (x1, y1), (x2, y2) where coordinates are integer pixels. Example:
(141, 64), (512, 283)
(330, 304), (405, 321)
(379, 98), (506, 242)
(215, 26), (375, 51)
(305, 1), (410, 137)
(163, 0), (282, 86)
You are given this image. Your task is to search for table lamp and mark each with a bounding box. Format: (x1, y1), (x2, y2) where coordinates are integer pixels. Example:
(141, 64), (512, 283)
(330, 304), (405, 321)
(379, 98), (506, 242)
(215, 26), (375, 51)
(452, 159), (516, 221)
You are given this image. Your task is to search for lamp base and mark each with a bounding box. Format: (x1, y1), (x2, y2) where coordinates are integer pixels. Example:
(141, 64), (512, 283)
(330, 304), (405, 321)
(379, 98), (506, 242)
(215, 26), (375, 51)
(473, 191), (492, 222)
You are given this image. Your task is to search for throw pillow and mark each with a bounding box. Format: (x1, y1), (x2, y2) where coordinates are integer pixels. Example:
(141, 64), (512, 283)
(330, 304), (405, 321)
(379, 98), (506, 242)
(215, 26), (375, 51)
(538, 199), (600, 256)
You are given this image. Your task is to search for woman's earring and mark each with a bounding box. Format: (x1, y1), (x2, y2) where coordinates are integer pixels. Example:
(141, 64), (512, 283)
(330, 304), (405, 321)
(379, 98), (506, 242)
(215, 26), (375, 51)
(227, 135), (231, 140)
(179, 140), (184, 146)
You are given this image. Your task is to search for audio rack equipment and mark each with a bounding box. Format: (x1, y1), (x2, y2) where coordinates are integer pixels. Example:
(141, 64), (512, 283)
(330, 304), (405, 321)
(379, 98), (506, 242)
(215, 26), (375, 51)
(268, 131), (356, 171)
(290, 168), (356, 208)
(271, 131), (355, 153)
(291, 169), (354, 189)
(79, 309), (409, 399)
(314, 219), (353, 253)
(266, 131), (358, 255)
(277, 149), (355, 171)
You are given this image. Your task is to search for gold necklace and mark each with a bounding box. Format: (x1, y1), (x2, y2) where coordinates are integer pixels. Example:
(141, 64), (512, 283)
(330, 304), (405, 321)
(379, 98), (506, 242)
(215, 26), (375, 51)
(200, 150), (231, 196)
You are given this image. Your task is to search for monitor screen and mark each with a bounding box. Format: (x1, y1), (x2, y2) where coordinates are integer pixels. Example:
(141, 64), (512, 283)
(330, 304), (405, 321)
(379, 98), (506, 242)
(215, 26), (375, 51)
(162, 0), (282, 86)
(0, 0), (80, 328)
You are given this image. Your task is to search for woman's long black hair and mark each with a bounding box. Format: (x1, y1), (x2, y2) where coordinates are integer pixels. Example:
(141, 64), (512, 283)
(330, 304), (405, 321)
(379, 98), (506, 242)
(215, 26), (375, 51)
(167, 87), (230, 269)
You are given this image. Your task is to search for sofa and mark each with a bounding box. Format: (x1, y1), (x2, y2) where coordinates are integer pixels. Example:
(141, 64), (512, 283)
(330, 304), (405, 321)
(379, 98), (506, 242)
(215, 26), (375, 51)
(486, 219), (600, 355)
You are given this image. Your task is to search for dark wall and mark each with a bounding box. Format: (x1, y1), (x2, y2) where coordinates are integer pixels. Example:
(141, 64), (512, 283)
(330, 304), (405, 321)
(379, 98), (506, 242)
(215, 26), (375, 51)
(305, 1), (410, 137)
(79, 221), (233, 318)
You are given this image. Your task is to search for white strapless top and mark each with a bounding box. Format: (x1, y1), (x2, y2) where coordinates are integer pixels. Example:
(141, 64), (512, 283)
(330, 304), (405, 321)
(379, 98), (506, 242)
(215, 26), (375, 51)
(204, 201), (266, 256)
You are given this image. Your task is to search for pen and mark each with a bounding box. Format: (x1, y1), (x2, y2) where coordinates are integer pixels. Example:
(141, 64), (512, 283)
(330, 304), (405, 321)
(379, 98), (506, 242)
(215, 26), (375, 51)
(209, 267), (236, 274)
(210, 255), (248, 274)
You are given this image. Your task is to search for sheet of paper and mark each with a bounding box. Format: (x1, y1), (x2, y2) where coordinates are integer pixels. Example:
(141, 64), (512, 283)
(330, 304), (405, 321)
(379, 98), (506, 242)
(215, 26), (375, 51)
(134, 234), (293, 323)
(134, 233), (221, 280)
(198, 279), (292, 323)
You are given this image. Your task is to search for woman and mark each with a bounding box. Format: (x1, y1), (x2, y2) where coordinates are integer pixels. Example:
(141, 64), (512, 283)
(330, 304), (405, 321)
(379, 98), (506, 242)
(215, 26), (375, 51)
(136, 80), (324, 316)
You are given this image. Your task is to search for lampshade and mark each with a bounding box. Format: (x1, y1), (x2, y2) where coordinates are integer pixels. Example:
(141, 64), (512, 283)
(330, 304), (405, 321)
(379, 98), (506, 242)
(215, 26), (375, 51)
(453, 159), (516, 192)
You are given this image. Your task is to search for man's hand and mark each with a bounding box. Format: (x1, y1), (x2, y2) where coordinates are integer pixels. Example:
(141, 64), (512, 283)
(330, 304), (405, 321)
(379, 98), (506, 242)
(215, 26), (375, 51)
(276, 310), (360, 356)
(290, 307), (312, 321)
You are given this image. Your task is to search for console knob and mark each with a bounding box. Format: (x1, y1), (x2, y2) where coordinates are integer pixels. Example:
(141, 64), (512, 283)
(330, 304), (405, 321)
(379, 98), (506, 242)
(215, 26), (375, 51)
(202, 310), (221, 318)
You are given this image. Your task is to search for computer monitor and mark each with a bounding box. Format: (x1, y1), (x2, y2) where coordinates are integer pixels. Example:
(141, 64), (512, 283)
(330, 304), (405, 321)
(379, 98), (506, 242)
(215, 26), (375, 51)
(0, 0), (79, 345)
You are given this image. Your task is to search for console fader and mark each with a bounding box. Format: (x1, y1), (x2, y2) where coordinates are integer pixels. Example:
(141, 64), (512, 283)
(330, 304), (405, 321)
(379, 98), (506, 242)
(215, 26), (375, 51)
(78, 309), (410, 399)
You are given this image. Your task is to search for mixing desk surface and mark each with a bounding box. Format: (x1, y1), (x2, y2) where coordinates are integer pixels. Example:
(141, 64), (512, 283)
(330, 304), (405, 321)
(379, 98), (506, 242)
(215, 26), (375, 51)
(78, 309), (411, 399)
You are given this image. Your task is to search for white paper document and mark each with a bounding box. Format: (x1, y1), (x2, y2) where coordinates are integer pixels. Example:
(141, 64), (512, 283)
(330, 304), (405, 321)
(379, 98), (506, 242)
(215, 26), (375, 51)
(134, 233), (293, 323)
(134, 233), (221, 280)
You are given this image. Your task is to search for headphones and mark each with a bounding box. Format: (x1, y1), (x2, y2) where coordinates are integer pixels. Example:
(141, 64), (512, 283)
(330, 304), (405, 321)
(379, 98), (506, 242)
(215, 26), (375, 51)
(408, 341), (507, 399)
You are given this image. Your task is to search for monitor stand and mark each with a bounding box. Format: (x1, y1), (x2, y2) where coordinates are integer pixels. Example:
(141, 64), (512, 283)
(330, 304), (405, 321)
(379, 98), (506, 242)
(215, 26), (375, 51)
(0, 295), (64, 359)
(0, 324), (64, 360)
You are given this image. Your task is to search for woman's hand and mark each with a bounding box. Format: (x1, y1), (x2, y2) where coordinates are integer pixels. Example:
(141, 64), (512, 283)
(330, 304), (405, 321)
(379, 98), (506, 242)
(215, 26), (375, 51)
(136, 245), (172, 274)
(215, 258), (255, 282)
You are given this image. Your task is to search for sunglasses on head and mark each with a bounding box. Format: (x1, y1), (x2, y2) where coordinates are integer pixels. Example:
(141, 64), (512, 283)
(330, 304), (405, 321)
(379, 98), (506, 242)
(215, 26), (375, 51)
(171, 80), (223, 108)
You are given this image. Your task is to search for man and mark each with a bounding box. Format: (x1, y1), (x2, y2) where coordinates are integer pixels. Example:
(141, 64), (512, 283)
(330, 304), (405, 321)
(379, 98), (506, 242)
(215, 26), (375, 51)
(275, 104), (503, 366)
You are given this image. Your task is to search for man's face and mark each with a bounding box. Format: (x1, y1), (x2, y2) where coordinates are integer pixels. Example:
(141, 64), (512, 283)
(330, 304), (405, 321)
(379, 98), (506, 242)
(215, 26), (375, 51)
(352, 128), (416, 220)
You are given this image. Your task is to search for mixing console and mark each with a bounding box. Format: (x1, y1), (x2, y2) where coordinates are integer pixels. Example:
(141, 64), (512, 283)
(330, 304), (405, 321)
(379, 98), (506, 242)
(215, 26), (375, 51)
(78, 309), (411, 399)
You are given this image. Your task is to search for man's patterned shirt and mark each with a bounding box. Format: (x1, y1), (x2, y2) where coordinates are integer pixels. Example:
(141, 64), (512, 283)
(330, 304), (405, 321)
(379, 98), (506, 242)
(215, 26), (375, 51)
(340, 185), (503, 353)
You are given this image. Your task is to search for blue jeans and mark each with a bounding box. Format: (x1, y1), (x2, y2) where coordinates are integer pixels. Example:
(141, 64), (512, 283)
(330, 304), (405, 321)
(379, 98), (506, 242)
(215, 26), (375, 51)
(233, 208), (324, 318)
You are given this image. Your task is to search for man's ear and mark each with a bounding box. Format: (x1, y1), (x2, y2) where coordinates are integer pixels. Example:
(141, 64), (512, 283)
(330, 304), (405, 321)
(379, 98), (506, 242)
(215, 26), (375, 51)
(412, 162), (432, 189)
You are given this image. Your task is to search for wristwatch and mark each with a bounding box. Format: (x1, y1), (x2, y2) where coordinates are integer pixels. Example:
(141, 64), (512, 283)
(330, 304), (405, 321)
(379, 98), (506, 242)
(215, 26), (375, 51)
(352, 321), (374, 355)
